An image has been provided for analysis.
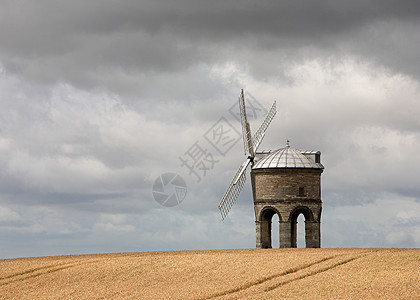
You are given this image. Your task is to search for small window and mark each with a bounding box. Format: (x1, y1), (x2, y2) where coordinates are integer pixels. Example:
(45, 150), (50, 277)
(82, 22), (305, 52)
(315, 153), (321, 163)
(299, 187), (305, 197)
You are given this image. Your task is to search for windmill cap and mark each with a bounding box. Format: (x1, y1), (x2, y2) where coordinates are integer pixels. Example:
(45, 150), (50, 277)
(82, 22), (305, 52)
(252, 147), (324, 169)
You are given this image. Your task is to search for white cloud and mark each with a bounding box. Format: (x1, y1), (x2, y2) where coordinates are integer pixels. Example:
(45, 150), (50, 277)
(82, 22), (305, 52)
(93, 222), (136, 233)
(0, 206), (20, 222)
(323, 194), (420, 248)
(396, 210), (417, 221)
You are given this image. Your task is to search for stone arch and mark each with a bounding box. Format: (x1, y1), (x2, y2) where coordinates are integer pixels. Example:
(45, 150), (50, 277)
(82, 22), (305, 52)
(288, 206), (318, 248)
(288, 206), (315, 223)
(258, 206), (282, 222)
(257, 206), (282, 249)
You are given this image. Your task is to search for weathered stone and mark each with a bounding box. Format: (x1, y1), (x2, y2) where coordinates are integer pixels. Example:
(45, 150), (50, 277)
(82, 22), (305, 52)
(251, 147), (323, 248)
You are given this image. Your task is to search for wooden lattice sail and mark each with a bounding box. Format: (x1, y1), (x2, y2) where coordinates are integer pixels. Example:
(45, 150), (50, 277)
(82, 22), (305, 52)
(218, 90), (276, 219)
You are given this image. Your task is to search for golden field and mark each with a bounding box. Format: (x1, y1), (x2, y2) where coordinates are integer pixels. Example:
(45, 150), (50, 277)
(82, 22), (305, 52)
(0, 248), (418, 299)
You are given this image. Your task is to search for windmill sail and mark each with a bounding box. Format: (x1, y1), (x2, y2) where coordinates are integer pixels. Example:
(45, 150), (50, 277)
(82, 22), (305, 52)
(251, 101), (276, 152)
(239, 91), (248, 156)
(218, 159), (251, 220)
(239, 90), (254, 157)
(218, 90), (276, 219)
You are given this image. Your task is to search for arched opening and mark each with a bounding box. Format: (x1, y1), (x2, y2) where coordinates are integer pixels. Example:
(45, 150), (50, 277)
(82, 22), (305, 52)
(290, 207), (314, 248)
(297, 214), (305, 248)
(259, 207), (281, 248)
(272, 213), (279, 248)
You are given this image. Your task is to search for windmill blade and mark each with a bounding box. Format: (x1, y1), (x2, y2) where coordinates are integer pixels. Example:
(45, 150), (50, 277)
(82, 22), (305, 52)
(252, 101), (276, 153)
(238, 89), (255, 158)
(218, 158), (252, 220)
(239, 91), (248, 156)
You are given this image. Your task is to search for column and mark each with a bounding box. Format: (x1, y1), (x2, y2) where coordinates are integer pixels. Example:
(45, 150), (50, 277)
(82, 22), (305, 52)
(255, 220), (262, 248)
(306, 221), (321, 248)
(279, 221), (292, 248)
(261, 220), (271, 248)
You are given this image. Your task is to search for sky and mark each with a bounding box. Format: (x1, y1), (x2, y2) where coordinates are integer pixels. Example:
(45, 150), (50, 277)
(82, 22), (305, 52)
(0, 0), (419, 258)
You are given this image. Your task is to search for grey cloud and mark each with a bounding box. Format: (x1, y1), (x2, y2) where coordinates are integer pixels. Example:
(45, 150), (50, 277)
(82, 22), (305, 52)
(1, 0), (419, 93)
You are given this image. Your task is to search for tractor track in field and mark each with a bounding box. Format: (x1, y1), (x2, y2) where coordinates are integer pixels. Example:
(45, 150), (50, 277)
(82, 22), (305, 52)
(203, 249), (377, 299)
(264, 255), (362, 292)
(202, 255), (339, 299)
(0, 259), (100, 287)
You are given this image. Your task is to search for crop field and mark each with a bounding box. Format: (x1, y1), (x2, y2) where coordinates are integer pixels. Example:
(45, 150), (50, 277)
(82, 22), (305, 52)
(0, 248), (418, 299)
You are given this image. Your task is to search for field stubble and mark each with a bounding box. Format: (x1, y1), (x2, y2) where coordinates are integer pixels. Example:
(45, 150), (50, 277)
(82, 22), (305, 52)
(0, 248), (418, 299)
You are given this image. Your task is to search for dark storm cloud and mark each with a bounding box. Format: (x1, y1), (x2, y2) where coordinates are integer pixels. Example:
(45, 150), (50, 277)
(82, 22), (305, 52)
(1, 0), (419, 91)
(3, 0), (419, 40)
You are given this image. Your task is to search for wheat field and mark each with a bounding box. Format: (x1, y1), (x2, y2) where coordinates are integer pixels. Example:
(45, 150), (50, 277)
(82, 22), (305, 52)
(0, 248), (418, 299)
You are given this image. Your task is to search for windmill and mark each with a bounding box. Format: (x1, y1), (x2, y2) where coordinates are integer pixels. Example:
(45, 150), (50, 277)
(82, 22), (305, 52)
(218, 90), (276, 219)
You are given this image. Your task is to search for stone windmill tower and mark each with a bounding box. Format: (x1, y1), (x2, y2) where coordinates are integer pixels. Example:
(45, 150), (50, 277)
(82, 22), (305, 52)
(218, 90), (324, 248)
(251, 143), (323, 248)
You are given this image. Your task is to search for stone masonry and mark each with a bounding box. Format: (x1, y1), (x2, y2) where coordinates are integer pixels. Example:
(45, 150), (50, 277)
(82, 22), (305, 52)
(250, 148), (323, 248)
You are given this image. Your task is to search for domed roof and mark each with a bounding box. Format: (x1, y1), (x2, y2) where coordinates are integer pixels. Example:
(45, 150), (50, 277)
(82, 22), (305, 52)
(252, 147), (324, 170)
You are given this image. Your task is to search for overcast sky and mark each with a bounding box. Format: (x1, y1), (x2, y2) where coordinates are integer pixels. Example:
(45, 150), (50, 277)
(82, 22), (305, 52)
(1, 0), (419, 258)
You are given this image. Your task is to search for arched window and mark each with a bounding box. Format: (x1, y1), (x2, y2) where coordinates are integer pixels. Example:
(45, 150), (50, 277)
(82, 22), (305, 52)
(259, 207), (281, 248)
(272, 213), (280, 248)
(297, 213), (305, 248)
(290, 207), (314, 248)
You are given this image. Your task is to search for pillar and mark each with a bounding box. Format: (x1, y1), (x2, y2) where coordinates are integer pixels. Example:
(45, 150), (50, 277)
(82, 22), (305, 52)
(261, 220), (271, 248)
(255, 221), (262, 248)
(279, 221), (292, 248)
(306, 221), (321, 248)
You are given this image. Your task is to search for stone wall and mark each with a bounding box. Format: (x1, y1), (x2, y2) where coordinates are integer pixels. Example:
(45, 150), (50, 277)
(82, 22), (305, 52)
(252, 169), (322, 202)
(251, 168), (323, 248)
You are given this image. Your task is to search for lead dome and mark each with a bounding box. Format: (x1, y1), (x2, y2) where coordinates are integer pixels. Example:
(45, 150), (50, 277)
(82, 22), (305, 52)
(253, 147), (324, 169)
